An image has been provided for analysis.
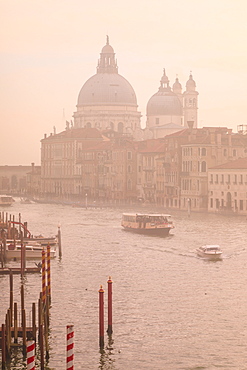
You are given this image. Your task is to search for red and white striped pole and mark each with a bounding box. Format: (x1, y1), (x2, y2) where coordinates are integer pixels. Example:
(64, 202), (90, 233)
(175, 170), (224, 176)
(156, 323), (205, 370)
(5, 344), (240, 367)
(27, 340), (35, 370)
(66, 325), (74, 370)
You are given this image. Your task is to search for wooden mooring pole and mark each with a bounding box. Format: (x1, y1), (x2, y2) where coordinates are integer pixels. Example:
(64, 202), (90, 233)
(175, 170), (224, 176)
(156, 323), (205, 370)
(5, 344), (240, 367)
(47, 244), (51, 303)
(1, 324), (6, 369)
(9, 270), (13, 327)
(22, 309), (27, 357)
(99, 285), (104, 349)
(14, 302), (18, 344)
(32, 303), (36, 341)
(42, 250), (46, 305)
(107, 277), (113, 335)
(58, 226), (62, 258)
(39, 324), (44, 370)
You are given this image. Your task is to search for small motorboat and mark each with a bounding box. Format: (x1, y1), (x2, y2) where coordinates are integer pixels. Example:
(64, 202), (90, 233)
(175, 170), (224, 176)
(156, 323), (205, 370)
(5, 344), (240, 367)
(20, 198), (32, 204)
(196, 245), (222, 260)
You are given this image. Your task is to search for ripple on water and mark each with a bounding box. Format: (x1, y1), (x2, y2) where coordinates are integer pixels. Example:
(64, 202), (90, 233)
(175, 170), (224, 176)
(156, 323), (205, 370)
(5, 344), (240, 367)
(1, 204), (247, 369)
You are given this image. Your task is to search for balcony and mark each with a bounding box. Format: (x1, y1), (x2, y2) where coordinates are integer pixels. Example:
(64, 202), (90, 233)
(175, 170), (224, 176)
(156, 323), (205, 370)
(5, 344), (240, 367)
(143, 184), (156, 189)
(143, 166), (155, 171)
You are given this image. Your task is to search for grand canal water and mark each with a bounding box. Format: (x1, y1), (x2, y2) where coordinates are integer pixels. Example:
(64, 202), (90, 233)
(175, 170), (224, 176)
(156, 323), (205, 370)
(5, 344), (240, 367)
(0, 201), (247, 369)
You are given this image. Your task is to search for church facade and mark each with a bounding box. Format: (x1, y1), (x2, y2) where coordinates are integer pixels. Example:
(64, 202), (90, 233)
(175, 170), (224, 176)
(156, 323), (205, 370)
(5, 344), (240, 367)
(40, 37), (200, 201)
(72, 37), (199, 139)
(73, 36), (143, 140)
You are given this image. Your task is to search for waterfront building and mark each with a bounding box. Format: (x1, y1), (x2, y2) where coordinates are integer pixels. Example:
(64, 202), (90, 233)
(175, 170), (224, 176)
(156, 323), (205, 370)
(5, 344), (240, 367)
(41, 128), (106, 198)
(0, 164), (40, 195)
(163, 127), (247, 211)
(208, 157), (247, 215)
(136, 139), (166, 203)
(76, 135), (138, 203)
(39, 37), (247, 211)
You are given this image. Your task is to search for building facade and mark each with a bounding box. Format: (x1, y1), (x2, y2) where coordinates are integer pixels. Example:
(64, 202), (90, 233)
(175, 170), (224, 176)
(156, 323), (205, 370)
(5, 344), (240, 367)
(208, 157), (247, 215)
(0, 164), (40, 195)
(162, 127), (247, 211)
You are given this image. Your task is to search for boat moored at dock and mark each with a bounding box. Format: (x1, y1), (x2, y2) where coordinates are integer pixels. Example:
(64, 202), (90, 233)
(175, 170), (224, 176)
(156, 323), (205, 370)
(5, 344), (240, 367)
(121, 213), (174, 236)
(5, 242), (57, 259)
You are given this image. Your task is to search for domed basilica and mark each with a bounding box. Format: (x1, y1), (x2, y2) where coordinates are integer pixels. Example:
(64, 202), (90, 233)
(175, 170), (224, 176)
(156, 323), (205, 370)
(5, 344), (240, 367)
(73, 37), (199, 140)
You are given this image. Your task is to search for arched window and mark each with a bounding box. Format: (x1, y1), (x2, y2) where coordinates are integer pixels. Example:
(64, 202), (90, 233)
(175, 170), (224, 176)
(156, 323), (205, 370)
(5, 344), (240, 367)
(127, 179), (132, 190)
(110, 122), (114, 130)
(233, 149), (236, 156)
(201, 148), (206, 156)
(86, 122), (91, 128)
(118, 122), (123, 133)
(201, 161), (206, 172)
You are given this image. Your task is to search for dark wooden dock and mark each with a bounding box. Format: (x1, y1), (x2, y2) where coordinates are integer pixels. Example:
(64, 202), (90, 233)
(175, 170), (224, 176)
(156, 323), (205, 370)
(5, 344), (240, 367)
(0, 267), (41, 275)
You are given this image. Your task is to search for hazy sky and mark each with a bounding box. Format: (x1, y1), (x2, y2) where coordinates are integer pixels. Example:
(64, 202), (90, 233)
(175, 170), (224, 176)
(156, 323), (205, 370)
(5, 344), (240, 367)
(1, 0), (247, 165)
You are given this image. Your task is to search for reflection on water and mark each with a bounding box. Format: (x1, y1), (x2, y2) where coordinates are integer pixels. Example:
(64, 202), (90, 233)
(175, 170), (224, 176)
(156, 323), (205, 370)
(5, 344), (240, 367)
(0, 202), (247, 369)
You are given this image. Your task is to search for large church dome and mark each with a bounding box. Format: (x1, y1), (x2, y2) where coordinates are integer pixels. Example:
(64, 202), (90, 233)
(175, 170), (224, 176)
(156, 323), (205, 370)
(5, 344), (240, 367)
(73, 37), (142, 139)
(77, 73), (137, 106)
(77, 37), (137, 107)
(147, 69), (182, 116)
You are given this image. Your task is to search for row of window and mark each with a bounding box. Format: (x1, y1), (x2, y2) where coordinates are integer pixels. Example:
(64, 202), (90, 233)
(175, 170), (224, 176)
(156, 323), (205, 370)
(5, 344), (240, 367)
(84, 121), (125, 132)
(183, 147), (207, 156)
(181, 179), (200, 191)
(182, 147), (238, 157)
(210, 174), (247, 185)
(182, 161), (207, 172)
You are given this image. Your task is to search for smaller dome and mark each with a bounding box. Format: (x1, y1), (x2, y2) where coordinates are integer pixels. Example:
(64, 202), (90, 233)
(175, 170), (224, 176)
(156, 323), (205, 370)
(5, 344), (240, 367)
(186, 73), (196, 91)
(101, 35), (114, 54)
(101, 44), (114, 54)
(147, 91), (182, 116)
(173, 77), (182, 93)
(147, 69), (182, 116)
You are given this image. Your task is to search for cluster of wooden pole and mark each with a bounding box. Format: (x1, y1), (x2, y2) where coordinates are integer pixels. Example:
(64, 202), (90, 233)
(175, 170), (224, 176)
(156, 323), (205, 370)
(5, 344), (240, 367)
(1, 274), (36, 369)
(99, 276), (113, 349)
(0, 211), (29, 266)
(1, 246), (52, 369)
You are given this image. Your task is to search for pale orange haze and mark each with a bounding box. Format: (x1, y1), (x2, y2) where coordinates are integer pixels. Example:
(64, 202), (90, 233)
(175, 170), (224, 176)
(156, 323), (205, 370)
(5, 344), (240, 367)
(1, 0), (247, 165)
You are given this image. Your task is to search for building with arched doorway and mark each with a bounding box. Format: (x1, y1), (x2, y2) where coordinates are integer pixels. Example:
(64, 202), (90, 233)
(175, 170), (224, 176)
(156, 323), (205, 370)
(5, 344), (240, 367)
(208, 157), (247, 215)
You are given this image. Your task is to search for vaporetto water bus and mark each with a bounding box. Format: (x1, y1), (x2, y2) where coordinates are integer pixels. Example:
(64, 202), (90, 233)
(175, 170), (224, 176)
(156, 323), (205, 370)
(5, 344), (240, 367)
(121, 213), (174, 236)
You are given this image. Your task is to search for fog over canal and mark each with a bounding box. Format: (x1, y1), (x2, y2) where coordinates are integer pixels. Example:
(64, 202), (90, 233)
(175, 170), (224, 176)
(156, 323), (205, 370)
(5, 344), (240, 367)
(1, 201), (247, 369)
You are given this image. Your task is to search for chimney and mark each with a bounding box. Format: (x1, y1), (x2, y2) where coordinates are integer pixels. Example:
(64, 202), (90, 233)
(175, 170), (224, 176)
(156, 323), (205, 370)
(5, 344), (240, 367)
(228, 129), (232, 147)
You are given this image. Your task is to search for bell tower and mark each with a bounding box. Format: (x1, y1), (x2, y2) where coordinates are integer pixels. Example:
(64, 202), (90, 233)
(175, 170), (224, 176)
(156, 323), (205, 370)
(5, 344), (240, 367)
(183, 73), (198, 128)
